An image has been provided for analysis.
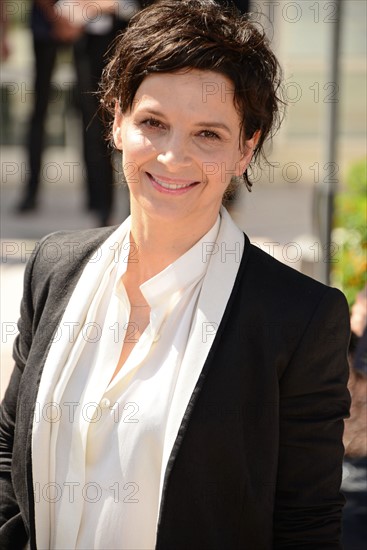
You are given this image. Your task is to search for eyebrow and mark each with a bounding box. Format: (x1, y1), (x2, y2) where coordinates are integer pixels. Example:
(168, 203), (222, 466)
(136, 108), (233, 135)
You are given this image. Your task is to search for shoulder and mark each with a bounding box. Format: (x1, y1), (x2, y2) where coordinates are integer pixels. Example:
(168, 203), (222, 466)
(25, 225), (118, 303)
(235, 234), (349, 329)
(228, 235), (350, 384)
(32, 225), (117, 267)
(36, 225), (118, 253)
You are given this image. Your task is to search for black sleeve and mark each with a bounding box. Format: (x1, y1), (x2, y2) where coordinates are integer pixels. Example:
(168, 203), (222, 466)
(274, 287), (351, 548)
(0, 242), (40, 548)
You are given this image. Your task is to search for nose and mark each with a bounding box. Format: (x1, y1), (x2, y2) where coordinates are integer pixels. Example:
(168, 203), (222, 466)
(156, 133), (192, 170)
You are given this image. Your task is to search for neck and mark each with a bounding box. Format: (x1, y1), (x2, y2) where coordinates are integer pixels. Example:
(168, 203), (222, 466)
(127, 205), (219, 283)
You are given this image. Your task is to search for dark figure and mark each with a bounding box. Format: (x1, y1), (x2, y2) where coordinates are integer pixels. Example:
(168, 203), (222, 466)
(16, 0), (82, 212)
(73, 8), (135, 225)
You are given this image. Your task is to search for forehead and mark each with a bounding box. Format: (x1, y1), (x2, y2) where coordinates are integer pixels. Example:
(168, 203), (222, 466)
(131, 70), (239, 121)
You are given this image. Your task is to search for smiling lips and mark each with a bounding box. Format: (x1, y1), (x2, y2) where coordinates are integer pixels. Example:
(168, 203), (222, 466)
(147, 172), (200, 194)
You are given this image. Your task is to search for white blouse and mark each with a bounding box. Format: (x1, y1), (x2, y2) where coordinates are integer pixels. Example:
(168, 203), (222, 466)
(50, 216), (220, 549)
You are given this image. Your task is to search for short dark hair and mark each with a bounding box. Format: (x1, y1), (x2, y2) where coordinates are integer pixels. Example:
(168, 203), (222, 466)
(99, 0), (285, 190)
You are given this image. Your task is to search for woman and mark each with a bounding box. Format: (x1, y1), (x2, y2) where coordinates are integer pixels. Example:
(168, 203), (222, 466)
(0, 1), (350, 548)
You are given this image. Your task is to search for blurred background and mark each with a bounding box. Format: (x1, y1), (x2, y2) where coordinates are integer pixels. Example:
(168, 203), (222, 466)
(1, 1), (366, 547)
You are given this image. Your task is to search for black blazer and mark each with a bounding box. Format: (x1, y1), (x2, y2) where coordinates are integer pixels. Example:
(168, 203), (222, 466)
(0, 227), (350, 549)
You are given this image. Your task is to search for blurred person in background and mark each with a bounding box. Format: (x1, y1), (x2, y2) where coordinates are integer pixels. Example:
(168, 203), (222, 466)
(341, 285), (367, 547)
(15, 0), (83, 213)
(0, 0), (11, 61)
(343, 284), (367, 457)
(72, 0), (140, 225)
(1, 1), (350, 548)
(350, 284), (367, 375)
(15, 0), (139, 225)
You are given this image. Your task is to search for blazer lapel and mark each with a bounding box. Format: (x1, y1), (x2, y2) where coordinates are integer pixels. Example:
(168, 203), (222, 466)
(158, 207), (245, 508)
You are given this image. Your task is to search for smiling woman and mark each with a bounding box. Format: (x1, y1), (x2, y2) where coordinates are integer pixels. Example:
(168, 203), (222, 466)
(0, 1), (350, 549)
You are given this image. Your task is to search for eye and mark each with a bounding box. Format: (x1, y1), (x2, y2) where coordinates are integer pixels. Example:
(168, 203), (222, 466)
(141, 117), (165, 129)
(199, 129), (221, 140)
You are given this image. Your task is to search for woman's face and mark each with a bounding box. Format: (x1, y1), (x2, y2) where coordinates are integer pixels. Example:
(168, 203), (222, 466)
(113, 70), (256, 227)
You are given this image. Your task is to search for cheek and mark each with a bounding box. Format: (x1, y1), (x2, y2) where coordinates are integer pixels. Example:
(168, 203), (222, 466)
(122, 138), (157, 184)
(207, 167), (232, 194)
(211, 151), (243, 187)
(122, 132), (155, 161)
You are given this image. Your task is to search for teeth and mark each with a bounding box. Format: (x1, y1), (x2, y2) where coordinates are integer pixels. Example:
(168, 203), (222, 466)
(151, 175), (193, 189)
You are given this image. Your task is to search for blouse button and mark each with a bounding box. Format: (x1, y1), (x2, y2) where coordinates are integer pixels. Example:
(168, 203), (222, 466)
(153, 333), (161, 343)
(100, 397), (111, 409)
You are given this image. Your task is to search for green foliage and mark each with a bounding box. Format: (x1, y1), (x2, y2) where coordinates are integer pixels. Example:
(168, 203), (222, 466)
(331, 158), (367, 306)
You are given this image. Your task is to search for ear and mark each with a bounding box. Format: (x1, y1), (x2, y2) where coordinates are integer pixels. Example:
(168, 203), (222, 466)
(112, 102), (123, 150)
(236, 129), (261, 176)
